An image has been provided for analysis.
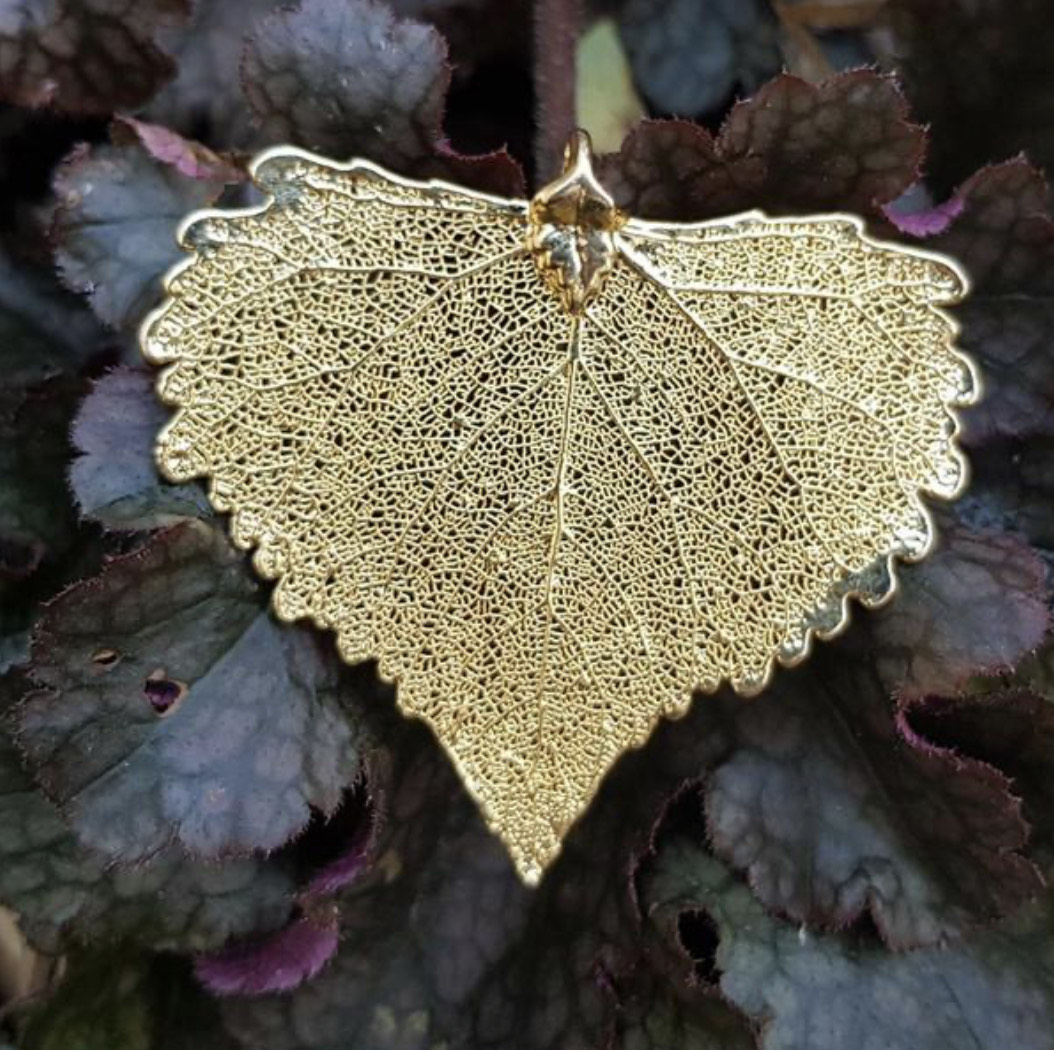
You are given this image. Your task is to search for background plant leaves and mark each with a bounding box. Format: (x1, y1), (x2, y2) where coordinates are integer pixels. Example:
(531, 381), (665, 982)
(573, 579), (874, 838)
(145, 0), (286, 149)
(863, 516), (1051, 698)
(596, 70), (923, 220)
(0, 0), (189, 115)
(18, 522), (363, 863)
(240, 0), (524, 196)
(616, 0), (781, 118)
(701, 647), (1042, 949)
(51, 125), (241, 331)
(0, 675), (295, 956)
(642, 833), (1054, 1050)
(922, 159), (1054, 447)
(69, 368), (212, 531)
(0, 2), (1052, 1046)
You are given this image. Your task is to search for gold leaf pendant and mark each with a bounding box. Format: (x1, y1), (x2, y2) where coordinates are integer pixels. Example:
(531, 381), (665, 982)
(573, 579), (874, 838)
(142, 131), (978, 884)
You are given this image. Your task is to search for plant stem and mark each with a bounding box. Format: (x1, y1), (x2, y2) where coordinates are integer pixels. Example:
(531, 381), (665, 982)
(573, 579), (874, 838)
(533, 0), (584, 183)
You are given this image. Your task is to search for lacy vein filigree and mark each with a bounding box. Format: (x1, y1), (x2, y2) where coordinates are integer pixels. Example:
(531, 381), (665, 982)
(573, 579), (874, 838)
(142, 132), (977, 883)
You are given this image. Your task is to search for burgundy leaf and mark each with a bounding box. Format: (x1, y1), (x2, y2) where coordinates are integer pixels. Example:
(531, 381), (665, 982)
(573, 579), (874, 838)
(144, 0), (287, 149)
(863, 516), (1050, 699)
(968, 439), (1054, 550)
(920, 159), (1054, 446)
(69, 367), (212, 531)
(597, 70), (924, 220)
(0, 691), (295, 956)
(18, 522), (363, 863)
(703, 646), (1042, 948)
(643, 834), (1054, 1050)
(907, 691), (1054, 867)
(0, 0), (189, 115)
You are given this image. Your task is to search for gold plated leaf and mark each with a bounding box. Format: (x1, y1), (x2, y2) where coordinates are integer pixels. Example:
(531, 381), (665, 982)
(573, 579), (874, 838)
(142, 131), (977, 884)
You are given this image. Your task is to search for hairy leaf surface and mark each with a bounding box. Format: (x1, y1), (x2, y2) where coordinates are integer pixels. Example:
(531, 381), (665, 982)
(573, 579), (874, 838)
(925, 160), (1054, 446)
(864, 515), (1050, 698)
(702, 647), (1042, 947)
(597, 71), (924, 221)
(241, 0), (524, 196)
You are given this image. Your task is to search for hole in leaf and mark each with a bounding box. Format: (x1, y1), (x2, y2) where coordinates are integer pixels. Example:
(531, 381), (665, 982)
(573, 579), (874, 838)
(91, 647), (122, 670)
(144, 669), (188, 716)
(0, 537), (42, 578)
(840, 907), (885, 949)
(677, 908), (722, 985)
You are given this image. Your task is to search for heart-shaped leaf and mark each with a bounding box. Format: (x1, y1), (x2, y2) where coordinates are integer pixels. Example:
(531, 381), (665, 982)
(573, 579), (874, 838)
(143, 139), (974, 882)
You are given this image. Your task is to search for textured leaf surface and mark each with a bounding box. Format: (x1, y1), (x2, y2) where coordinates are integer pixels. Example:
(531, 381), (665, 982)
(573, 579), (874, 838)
(222, 723), (534, 1050)
(221, 631), (1045, 1049)
(923, 160), (1054, 446)
(221, 706), (746, 1050)
(21, 950), (237, 1050)
(617, 0), (780, 117)
(52, 128), (238, 330)
(643, 835), (1054, 1050)
(18, 521), (362, 862)
(0, 677), (294, 955)
(596, 71), (924, 220)
(144, 145), (973, 881)
(221, 643), (1038, 1047)
(702, 646), (1042, 947)
(864, 517), (1050, 698)
(0, 0), (188, 114)
(241, 0), (524, 196)
(145, 0), (285, 148)
(70, 368), (212, 530)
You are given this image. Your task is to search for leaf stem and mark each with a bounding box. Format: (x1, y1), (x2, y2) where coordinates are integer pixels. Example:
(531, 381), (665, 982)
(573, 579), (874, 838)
(533, 0), (584, 183)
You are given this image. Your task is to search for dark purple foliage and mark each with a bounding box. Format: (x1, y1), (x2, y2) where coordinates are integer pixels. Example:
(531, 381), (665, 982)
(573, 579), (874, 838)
(1, 2), (1053, 1048)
